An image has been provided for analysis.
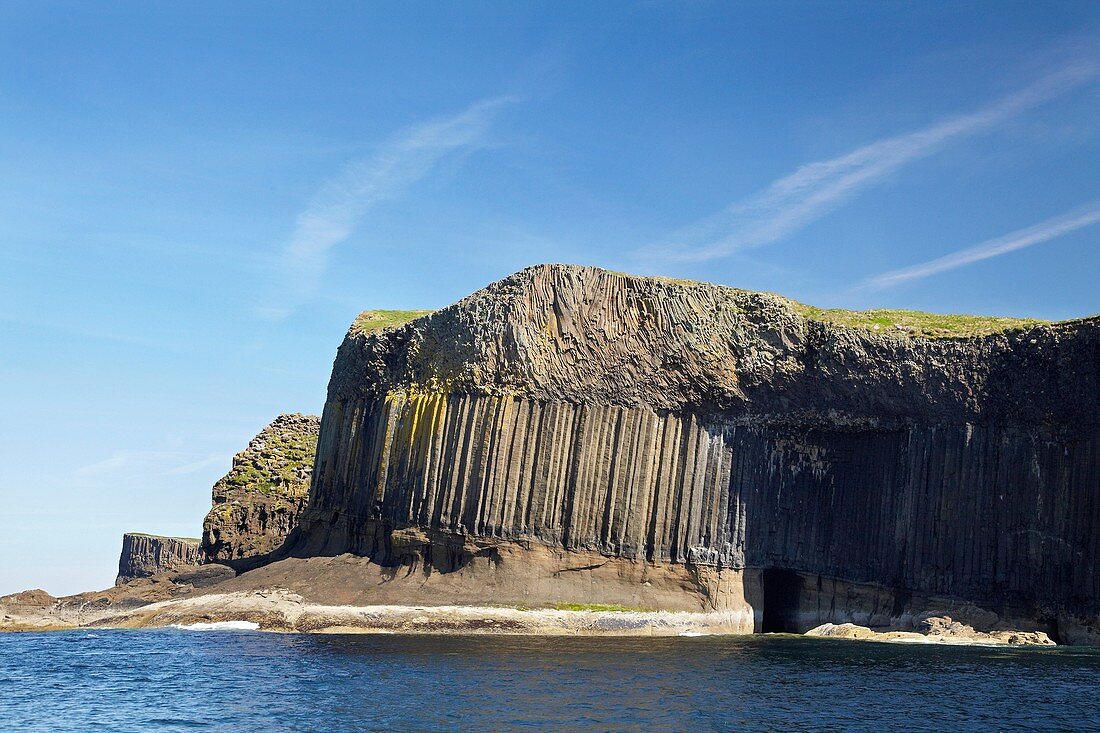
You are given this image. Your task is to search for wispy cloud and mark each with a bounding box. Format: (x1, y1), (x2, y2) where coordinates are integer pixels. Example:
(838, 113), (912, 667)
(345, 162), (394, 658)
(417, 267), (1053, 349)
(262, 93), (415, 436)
(75, 450), (225, 478)
(162, 454), (226, 476)
(863, 201), (1100, 289)
(637, 63), (1099, 264)
(261, 97), (517, 318)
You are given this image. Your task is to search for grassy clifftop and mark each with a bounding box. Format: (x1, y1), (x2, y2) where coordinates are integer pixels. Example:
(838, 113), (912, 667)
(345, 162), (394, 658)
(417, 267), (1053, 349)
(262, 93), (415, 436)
(351, 310), (433, 336)
(124, 533), (200, 542)
(619, 268), (1053, 339)
(789, 304), (1049, 339)
(347, 276), (1056, 342)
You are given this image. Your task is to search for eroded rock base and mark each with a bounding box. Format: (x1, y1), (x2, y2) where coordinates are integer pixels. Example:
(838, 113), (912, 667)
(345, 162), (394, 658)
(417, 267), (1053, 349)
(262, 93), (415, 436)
(96, 590), (748, 635)
(5, 545), (1095, 643)
(806, 621), (1055, 646)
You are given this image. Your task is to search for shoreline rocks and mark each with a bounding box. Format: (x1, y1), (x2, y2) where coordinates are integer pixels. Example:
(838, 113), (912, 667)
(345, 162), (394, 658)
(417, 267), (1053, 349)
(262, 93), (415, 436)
(806, 620), (1056, 646)
(0, 553), (1066, 644)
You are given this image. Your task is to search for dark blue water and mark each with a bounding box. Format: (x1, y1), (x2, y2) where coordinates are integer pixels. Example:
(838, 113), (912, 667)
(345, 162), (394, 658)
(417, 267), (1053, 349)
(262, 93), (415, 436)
(2, 630), (1099, 732)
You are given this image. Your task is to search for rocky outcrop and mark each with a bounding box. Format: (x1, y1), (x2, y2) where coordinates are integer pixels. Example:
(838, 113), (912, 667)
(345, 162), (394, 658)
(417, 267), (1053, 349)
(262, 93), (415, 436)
(201, 414), (320, 569)
(116, 533), (201, 583)
(2, 565), (237, 631)
(285, 264), (1099, 642)
(806, 619), (1055, 646)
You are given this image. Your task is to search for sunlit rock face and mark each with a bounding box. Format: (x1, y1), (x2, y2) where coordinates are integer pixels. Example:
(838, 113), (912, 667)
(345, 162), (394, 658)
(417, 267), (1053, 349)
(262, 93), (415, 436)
(116, 533), (201, 584)
(201, 414), (320, 569)
(291, 264), (1100, 642)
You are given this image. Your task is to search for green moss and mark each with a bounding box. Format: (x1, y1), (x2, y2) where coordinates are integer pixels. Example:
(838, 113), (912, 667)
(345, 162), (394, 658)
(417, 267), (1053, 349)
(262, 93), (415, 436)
(221, 424), (320, 496)
(789, 304), (1048, 339)
(351, 309), (433, 336)
(552, 602), (649, 612)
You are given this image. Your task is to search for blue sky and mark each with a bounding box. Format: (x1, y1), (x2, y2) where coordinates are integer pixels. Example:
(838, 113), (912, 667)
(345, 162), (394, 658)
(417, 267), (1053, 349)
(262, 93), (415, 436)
(2, 2), (1099, 595)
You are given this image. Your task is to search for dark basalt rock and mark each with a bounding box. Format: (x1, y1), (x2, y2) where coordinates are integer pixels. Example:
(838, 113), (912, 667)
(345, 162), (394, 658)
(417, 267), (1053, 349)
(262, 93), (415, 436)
(116, 533), (201, 584)
(288, 264), (1100, 642)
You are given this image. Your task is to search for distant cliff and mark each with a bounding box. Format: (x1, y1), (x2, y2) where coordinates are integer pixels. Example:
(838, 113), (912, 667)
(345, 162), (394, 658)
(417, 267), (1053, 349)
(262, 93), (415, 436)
(288, 265), (1099, 642)
(201, 414), (320, 569)
(116, 533), (200, 584)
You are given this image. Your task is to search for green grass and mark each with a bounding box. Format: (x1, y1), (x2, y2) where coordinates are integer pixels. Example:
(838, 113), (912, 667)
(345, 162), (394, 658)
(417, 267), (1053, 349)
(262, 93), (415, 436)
(604, 268), (1050, 339)
(351, 309), (433, 336)
(126, 533), (200, 542)
(221, 425), (320, 496)
(552, 602), (649, 613)
(347, 277), (1055, 342)
(789, 304), (1049, 339)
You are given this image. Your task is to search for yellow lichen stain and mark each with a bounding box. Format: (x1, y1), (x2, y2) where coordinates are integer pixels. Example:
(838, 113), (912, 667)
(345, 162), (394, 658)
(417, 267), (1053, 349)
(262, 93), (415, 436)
(378, 388), (454, 474)
(430, 391), (446, 434)
(407, 392), (425, 445)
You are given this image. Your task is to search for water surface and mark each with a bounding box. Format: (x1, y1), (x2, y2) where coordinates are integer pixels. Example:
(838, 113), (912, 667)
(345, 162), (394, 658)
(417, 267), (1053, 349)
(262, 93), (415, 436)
(2, 630), (1098, 731)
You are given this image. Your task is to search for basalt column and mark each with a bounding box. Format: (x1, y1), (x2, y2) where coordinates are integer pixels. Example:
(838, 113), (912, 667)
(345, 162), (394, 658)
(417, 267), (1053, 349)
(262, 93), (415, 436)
(288, 264), (1100, 640)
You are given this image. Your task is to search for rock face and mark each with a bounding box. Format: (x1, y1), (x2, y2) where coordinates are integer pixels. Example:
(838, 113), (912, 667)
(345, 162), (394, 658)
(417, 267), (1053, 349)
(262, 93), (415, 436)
(116, 533), (201, 584)
(201, 414), (321, 569)
(805, 620), (1055, 646)
(289, 264), (1100, 642)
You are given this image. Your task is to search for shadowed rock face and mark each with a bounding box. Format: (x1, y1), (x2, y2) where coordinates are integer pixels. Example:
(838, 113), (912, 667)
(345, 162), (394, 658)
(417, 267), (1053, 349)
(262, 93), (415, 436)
(291, 264), (1100, 641)
(116, 534), (200, 584)
(201, 414), (320, 569)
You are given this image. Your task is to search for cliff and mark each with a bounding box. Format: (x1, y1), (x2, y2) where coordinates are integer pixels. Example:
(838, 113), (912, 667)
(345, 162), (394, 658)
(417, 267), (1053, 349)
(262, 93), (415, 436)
(201, 414), (320, 569)
(285, 264), (1099, 642)
(116, 533), (201, 584)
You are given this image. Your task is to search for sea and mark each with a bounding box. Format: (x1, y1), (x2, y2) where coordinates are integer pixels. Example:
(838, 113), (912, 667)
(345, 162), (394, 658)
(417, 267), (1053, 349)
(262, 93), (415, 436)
(2, 629), (1099, 732)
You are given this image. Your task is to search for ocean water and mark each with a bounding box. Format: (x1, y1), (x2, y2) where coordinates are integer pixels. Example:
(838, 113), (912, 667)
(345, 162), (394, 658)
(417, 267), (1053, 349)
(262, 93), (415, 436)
(2, 630), (1099, 732)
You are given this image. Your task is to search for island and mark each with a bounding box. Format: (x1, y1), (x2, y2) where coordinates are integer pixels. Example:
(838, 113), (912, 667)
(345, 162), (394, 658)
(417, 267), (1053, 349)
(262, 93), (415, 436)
(3, 265), (1096, 645)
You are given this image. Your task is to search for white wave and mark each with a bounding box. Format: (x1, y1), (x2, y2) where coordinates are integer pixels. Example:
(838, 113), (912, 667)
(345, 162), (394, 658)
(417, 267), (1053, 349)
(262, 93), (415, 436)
(171, 620), (260, 631)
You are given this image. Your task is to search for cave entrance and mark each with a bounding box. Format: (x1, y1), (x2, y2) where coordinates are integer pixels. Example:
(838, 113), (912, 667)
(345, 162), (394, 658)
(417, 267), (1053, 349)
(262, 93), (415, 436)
(761, 568), (803, 633)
